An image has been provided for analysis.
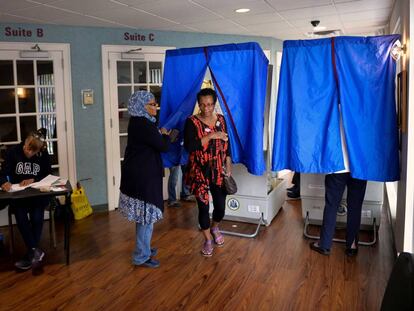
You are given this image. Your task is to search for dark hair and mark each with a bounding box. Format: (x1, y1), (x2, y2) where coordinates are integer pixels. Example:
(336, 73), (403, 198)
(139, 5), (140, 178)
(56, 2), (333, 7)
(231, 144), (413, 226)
(25, 128), (47, 152)
(197, 88), (217, 104)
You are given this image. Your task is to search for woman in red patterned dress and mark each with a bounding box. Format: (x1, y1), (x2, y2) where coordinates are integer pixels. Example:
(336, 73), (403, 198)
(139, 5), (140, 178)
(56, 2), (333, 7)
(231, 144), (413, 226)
(184, 88), (232, 257)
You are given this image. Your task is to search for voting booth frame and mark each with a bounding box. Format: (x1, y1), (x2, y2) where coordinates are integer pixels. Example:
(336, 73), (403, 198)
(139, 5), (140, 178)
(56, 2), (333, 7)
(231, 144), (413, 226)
(301, 174), (384, 246)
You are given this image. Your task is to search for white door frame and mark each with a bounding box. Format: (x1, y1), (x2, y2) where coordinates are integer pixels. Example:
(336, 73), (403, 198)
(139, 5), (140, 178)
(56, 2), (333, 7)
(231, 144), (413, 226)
(102, 45), (173, 211)
(0, 42), (77, 185)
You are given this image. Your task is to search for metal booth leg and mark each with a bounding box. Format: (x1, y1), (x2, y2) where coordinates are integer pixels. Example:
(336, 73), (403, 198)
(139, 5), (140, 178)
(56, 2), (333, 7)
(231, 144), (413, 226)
(303, 212), (377, 246)
(220, 213), (265, 238)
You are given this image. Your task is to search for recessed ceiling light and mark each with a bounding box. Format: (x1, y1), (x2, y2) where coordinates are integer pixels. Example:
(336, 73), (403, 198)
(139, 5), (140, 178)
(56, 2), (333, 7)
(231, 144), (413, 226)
(235, 8), (250, 13)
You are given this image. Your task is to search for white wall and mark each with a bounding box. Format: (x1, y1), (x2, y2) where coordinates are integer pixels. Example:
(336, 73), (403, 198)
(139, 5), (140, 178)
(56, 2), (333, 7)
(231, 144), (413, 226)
(389, 0), (414, 253)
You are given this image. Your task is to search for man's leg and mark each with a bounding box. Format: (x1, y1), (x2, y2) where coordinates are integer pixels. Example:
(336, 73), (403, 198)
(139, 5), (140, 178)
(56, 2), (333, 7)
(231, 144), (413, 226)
(167, 166), (180, 207)
(287, 172), (301, 199)
(319, 173), (348, 250)
(180, 165), (194, 200)
(345, 177), (367, 249)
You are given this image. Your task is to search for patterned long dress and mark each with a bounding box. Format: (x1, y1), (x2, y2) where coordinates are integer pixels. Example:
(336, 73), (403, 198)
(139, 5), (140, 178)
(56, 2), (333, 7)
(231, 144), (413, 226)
(184, 114), (230, 204)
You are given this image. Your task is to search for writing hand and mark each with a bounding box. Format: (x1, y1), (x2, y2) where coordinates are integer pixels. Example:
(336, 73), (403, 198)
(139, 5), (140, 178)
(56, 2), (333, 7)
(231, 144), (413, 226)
(1, 182), (11, 192)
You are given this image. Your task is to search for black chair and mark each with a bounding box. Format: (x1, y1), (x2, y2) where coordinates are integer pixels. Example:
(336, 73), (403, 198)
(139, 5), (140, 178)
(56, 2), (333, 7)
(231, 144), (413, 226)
(381, 252), (414, 311)
(7, 199), (57, 255)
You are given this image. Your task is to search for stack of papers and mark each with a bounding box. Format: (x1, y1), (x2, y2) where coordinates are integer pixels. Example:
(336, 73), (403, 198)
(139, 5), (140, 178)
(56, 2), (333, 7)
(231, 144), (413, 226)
(4, 175), (67, 192)
(30, 175), (61, 189)
(9, 184), (31, 192)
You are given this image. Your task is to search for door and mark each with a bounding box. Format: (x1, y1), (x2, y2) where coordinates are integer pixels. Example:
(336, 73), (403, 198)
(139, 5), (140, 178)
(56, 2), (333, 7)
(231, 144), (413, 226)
(103, 46), (172, 210)
(0, 50), (69, 176)
(0, 43), (76, 225)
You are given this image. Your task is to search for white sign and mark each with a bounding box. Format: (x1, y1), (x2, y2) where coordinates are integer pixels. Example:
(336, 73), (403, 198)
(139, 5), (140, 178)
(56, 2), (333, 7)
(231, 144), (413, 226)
(248, 205), (260, 213)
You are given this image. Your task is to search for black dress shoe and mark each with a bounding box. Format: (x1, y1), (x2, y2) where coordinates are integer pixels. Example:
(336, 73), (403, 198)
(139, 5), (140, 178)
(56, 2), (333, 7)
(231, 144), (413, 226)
(309, 242), (330, 255)
(287, 191), (301, 199)
(345, 248), (358, 257)
(286, 186), (296, 192)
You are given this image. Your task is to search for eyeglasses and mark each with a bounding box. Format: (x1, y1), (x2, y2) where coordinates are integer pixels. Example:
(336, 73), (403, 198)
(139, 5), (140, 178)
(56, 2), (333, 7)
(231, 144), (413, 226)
(199, 102), (215, 107)
(146, 102), (160, 111)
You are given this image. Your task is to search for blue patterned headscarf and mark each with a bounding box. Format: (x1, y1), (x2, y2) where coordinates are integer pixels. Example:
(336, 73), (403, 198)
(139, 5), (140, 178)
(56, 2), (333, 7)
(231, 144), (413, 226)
(128, 90), (156, 123)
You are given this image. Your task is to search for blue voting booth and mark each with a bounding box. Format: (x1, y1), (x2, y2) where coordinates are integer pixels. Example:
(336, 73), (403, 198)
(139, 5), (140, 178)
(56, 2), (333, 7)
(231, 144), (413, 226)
(272, 35), (401, 243)
(159, 42), (287, 234)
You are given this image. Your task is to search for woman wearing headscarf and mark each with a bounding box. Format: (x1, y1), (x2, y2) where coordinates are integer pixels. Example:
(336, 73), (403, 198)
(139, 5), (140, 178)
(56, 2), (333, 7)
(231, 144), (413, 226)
(118, 91), (170, 268)
(0, 128), (51, 273)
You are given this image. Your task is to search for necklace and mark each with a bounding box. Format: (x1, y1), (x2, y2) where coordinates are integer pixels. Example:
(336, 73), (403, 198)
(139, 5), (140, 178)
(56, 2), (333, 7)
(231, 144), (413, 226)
(198, 113), (217, 127)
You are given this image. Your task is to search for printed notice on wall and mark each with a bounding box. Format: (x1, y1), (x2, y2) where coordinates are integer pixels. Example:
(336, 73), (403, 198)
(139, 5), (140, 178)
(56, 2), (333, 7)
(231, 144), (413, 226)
(4, 26), (44, 37)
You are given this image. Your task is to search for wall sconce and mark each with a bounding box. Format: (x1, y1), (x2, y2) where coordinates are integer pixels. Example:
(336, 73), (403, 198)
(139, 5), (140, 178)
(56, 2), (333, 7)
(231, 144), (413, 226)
(17, 88), (26, 99)
(391, 40), (406, 61)
(121, 48), (145, 60)
(20, 44), (49, 58)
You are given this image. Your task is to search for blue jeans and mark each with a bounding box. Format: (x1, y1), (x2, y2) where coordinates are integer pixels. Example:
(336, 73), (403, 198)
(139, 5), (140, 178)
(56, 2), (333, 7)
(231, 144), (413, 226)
(132, 223), (153, 265)
(168, 166), (179, 202)
(180, 165), (191, 198)
(319, 173), (367, 250)
(12, 197), (49, 250)
(168, 165), (191, 202)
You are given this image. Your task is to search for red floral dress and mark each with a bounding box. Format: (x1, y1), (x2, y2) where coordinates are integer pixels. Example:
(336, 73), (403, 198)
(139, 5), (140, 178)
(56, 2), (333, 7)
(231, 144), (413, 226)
(184, 114), (230, 204)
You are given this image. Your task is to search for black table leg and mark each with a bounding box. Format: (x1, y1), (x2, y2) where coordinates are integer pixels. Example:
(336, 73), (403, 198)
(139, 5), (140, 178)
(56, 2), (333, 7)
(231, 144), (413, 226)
(64, 193), (71, 265)
(7, 205), (15, 260)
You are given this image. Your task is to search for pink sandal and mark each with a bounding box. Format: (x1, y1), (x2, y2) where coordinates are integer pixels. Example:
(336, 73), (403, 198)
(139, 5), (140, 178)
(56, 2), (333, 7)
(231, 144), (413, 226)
(201, 240), (213, 257)
(211, 227), (224, 247)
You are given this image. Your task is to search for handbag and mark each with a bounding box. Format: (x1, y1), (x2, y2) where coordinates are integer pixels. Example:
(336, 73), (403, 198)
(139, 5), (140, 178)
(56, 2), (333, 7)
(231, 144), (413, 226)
(71, 182), (93, 220)
(223, 168), (237, 195)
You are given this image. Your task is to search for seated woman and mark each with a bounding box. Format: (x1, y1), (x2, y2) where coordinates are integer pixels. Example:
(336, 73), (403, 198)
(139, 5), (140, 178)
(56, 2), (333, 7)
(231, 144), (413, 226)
(0, 129), (51, 272)
(184, 88), (232, 257)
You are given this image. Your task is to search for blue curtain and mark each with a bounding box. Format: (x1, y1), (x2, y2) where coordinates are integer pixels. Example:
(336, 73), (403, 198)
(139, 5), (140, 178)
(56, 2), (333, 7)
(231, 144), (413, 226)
(159, 47), (207, 167)
(272, 39), (344, 173)
(272, 35), (400, 182)
(334, 35), (400, 181)
(160, 42), (269, 176)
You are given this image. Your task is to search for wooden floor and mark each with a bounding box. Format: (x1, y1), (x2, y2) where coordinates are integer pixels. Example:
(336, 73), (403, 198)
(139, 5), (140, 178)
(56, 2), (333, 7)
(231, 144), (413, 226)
(0, 197), (395, 311)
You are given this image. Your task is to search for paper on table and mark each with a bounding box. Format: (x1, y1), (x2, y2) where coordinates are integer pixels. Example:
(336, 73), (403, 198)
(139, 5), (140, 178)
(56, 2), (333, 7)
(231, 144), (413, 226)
(8, 184), (31, 192)
(1, 175), (65, 192)
(50, 186), (67, 192)
(30, 175), (61, 189)
(53, 178), (68, 186)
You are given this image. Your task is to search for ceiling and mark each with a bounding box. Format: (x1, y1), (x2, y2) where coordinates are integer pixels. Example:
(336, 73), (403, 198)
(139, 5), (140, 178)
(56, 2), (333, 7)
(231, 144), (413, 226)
(0, 0), (396, 40)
